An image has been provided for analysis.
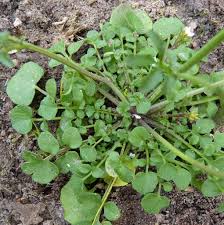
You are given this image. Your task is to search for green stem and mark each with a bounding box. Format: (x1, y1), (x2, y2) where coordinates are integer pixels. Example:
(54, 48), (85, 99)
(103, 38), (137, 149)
(162, 36), (170, 62)
(44, 147), (69, 161)
(149, 79), (224, 113)
(186, 96), (219, 106)
(120, 142), (126, 155)
(97, 87), (120, 106)
(93, 137), (104, 148)
(157, 148), (166, 163)
(148, 82), (164, 103)
(82, 154), (108, 181)
(32, 122), (40, 135)
(157, 183), (162, 196)
(91, 177), (117, 225)
(94, 44), (107, 72)
(134, 38), (137, 55)
(123, 143), (131, 156)
(44, 154), (53, 160)
(145, 148), (149, 173)
(8, 36), (127, 103)
(140, 119), (224, 178)
(144, 118), (209, 163)
(178, 29), (224, 73)
(83, 124), (95, 128)
(35, 85), (48, 96)
(167, 158), (188, 169)
(160, 62), (211, 88)
(33, 117), (61, 122)
(121, 37), (132, 87)
(97, 109), (119, 116)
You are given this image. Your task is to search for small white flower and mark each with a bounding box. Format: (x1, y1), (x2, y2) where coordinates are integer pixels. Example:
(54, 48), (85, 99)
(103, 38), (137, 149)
(184, 26), (195, 37)
(66, 164), (71, 168)
(133, 114), (141, 119)
(129, 153), (135, 158)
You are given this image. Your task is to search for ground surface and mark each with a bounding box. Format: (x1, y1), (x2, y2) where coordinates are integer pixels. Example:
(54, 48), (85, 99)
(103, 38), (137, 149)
(1, 0), (224, 224)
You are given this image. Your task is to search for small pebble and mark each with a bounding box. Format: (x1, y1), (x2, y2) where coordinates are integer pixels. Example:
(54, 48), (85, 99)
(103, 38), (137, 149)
(13, 18), (22, 27)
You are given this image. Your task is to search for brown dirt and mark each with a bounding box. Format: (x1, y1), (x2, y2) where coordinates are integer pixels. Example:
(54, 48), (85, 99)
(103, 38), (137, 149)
(1, 0), (224, 224)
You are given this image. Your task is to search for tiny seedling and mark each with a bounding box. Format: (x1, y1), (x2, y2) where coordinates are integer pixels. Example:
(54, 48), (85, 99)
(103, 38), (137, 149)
(1, 4), (224, 225)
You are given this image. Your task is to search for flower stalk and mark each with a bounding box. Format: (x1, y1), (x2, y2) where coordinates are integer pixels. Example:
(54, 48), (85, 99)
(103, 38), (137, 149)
(178, 29), (224, 73)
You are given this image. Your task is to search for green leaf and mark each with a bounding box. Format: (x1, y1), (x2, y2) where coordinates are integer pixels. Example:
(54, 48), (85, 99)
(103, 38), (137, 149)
(87, 30), (100, 42)
(60, 109), (75, 131)
(134, 9), (153, 34)
(136, 100), (151, 114)
(68, 40), (84, 55)
(158, 163), (176, 181)
(46, 78), (57, 98)
(49, 59), (62, 68)
(10, 105), (33, 134)
(148, 31), (166, 59)
(40, 121), (49, 131)
(105, 152), (134, 183)
(195, 118), (215, 134)
(199, 135), (212, 149)
(128, 126), (150, 147)
(110, 4), (152, 34)
(150, 151), (164, 167)
(211, 157), (224, 171)
(116, 101), (130, 115)
(173, 167), (191, 190)
(95, 39), (107, 49)
(21, 151), (59, 184)
(115, 164), (134, 183)
(38, 96), (58, 120)
(85, 80), (96, 97)
(101, 22), (116, 41)
(6, 62), (44, 105)
(138, 69), (163, 94)
(74, 163), (92, 174)
(55, 151), (80, 174)
(22, 150), (41, 162)
(189, 133), (199, 145)
(105, 152), (120, 177)
(132, 172), (158, 195)
(214, 132), (224, 148)
(203, 143), (216, 156)
(60, 176), (101, 225)
(104, 201), (121, 221)
(162, 182), (173, 192)
(81, 55), (97, 67)
(102, 222), (112, 225)
(201, 179), (222, 197)
(94, 120), (107, 137)
(0, 51), (14, 67)
(141, 193), (170, 214)
(37, 131), (60, 155)
(80, 144), (97, 162)
(153, 17), (184, 40)
(62, 127), (82, 149)
(207, 102), (218, 118)
(126, 54), (154, 67)
(92, 167), (105, 178)
(49, 39), (66, 55)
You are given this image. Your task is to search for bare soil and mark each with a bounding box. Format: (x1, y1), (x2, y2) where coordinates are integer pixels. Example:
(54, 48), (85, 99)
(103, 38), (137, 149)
(1, 0), (224, 224)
